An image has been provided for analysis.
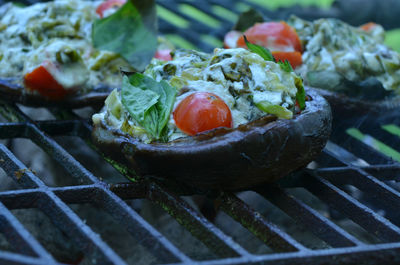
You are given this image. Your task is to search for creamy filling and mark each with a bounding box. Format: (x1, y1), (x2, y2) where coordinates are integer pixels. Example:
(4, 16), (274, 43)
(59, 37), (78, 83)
(288, 16), (400, 93)
(94, 48), (303, 142)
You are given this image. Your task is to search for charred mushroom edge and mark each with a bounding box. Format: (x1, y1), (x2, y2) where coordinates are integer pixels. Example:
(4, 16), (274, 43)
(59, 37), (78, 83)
(92, 88), (332, 191)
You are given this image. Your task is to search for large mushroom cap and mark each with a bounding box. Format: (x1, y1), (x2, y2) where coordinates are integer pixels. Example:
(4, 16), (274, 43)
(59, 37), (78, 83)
(92, 88), (332, 191)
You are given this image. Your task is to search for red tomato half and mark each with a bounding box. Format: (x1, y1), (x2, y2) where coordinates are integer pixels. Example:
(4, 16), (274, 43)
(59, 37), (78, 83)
(24, 65), (69, 100)
(154, 49), (172, 61)
(173, 92), (233, 136)
(236, 22), (302, 52)
(223, 30), (242, 49)
(360, 22), (378, 32)
(272, 51), (303, 69)
(96, 0), (126, 18)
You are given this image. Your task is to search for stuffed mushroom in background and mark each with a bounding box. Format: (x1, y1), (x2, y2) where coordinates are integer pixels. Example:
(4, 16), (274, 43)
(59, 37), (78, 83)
(0, 0), (166, 108)
(92, 46), (331, 191)
(224, 12), (400, 115)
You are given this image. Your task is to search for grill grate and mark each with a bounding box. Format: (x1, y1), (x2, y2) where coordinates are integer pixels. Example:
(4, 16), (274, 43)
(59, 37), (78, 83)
(1, 0), (400, 264)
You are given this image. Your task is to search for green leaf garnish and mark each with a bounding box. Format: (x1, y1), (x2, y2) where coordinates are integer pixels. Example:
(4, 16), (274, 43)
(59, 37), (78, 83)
(278, 60), (294, 72)
(295, 76), (306, 110)
(244, 36), (294, 73)
(243, 35), (275, 62)
(255, 101), (293, 119)
(121, 74), (177, 140)
(92, 0), (157, 72)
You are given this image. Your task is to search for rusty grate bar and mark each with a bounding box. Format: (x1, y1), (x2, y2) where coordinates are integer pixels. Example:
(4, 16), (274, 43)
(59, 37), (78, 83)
(316, 165), (400, 182)
(0, 251), (61, 265)
(257, 186), (363, 247)
(0, 104), (191, 264)
(146, 182), (251, 258)
(163, 243), (400, 265)
(217, 192), (306, 252)
(0, 202), (55, 262)
(0, 144), (127, 265)
(303, 173), (400, 243)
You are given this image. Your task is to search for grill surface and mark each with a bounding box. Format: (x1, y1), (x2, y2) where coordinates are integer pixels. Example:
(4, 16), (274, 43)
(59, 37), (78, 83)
(1, 0), (400, 264)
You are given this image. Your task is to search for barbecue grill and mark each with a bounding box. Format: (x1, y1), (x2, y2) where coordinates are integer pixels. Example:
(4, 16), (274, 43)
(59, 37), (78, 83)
(1, 0), (400, 264)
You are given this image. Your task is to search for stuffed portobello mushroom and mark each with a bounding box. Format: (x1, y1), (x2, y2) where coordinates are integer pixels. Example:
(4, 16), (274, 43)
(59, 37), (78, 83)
(224, 12), (400, 115)
(92, 47), (332, 190)
(288, 16), (400, 114)
(0, 0), (165, 108)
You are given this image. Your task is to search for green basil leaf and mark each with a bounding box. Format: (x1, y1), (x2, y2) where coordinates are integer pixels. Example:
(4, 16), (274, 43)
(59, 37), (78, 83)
(278, 60), (294, 72)
(295, 76), (306, 110)
(92, 0), (157, 72)
(121, 74), (176, 140)
(244, 35), (275, 62)
(121, 75), (159, 123)
(255, 101), (293, 119)
(244, 37), (296, 73)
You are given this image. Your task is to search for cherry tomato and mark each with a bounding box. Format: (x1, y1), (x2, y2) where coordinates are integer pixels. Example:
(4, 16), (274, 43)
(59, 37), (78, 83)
(223, 30), (242, 49)
(173, 92), (233, 136)
(24, 65), (69, 100)
(360, 22), (378, 32)
(96, 0), (126, 18)
(271, 51), (303, 69)
(236, 22), (302, 52)
(154, 49), (172, 61)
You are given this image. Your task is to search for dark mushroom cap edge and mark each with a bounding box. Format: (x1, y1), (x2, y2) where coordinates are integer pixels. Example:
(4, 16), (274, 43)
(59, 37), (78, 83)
(0, 78), (110, 109)
(92, 87), (332, 191)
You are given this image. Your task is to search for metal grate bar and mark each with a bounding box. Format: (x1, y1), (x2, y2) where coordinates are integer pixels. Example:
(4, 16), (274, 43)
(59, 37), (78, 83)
(35, 119), (84, 137)
(1, 112), (191, 263)
(163, 243), (400, 265)
(322, 169), (400, 217)
(94, 188), (191, 263)
(36, 192), (127, 265)
(54, 116), (252, 260)
(321, 141), (400, 221)
(0, 251), (60, 265)
(1, 146), (127, 264)
(0, 144), (43, 188)
(0, 186), (97, 209)
(146, 182), (251, 258)
(316, 165), (400, 182)
(52, 185), (99, 204)
(0, 189), (42, 210)
(0, 123), (29, 139)
(334, 137), (395, 165)
(159, 17), (214, 51)
(257, 186), (363, 247)
(184, 1), (234, 31)
(25, 123), (97, 184)
(218, 192), (306, 252)
(303, 173), (400, 242)
(0, 202), (55, 261)
(324, 141), (370, 167)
